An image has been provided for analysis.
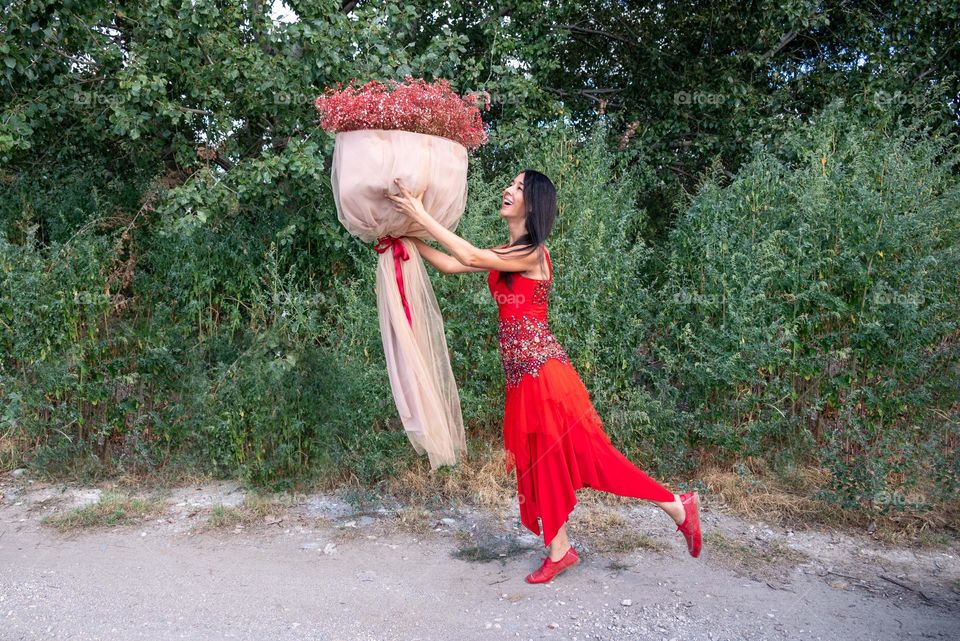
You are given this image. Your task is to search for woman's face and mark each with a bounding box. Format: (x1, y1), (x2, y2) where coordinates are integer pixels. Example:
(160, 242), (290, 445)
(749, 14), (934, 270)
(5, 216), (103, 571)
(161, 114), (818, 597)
(500, 172), (525, 219)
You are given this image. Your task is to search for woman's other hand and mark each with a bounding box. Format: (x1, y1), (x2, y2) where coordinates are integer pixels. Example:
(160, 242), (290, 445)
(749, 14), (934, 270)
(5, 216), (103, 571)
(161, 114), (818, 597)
(385, 178), (427, 220)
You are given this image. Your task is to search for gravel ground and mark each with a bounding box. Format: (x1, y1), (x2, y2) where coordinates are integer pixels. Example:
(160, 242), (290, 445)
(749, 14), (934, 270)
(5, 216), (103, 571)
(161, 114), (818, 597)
(1, 473), (957, 641)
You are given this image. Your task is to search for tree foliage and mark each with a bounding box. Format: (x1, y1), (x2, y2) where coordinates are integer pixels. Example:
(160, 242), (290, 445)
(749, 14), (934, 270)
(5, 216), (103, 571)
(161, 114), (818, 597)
(1, 2), (957, 508)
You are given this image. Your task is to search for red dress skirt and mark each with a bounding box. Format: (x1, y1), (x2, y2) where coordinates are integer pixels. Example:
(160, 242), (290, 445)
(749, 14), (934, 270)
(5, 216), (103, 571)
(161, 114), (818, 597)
(488, 249), (674, 547)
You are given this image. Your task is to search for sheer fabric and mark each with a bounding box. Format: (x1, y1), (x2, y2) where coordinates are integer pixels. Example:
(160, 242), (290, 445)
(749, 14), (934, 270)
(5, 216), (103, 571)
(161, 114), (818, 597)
(331, 129), (468, 469)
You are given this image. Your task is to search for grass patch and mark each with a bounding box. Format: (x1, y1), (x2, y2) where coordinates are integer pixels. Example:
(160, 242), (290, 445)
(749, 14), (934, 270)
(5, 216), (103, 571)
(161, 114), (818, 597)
(191, 491), (296, 533)
(203, 504), (246, 529)
(700, 458), (960, 545)
(40, 490), (166, 530)
(703, 529), (809, 579)
(391, 505), (435, 537)
(913, 530), (954, 548)
(573, 508), (669, 554)
(383, 438), (516, 512)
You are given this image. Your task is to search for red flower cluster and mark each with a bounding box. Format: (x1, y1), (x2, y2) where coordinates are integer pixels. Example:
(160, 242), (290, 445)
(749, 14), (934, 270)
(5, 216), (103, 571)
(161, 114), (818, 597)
(315, 76), (490, 150)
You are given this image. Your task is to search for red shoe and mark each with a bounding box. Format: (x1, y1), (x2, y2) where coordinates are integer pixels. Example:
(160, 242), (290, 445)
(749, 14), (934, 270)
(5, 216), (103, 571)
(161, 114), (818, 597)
(675, 492), (702, 558)
(525, 546), (580, 584)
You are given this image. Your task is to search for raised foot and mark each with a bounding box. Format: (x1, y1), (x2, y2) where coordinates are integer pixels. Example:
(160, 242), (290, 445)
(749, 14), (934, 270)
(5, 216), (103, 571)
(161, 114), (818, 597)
(675, 491), (702, 558)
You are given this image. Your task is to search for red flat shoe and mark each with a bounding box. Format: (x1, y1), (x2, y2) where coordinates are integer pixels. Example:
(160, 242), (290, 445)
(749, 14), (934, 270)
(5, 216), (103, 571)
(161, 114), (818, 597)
(525, 545), (580, 584)
(675, 491), (702, 558)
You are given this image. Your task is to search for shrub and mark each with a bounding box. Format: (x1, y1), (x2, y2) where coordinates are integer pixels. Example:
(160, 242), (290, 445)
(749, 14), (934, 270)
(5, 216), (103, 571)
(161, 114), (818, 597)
(640, 99), (960, 506)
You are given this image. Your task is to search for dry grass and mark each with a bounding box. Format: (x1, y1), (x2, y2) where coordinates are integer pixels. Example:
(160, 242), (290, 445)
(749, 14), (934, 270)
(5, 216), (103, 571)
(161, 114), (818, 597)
(571, 507), (668, 554)
(328, 430), (960, 549)
(699, 459), (837, 526)
(40, 490), (167, 530)
(382, 441), (516, 512)
(191, 491), (297, 533)
(391, 505), (435, 537)
(0, 433), (27, 473)
(699, 457), (960, 545)
(702, 529), (808, 575)
(375, 448), (958, 547)
(112, 468), (214, 493)
(21, 425), (957, 549)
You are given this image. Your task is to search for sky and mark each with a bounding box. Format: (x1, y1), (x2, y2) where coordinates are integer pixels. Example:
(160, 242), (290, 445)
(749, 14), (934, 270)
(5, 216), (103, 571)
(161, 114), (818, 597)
(270, 0), (298, 24)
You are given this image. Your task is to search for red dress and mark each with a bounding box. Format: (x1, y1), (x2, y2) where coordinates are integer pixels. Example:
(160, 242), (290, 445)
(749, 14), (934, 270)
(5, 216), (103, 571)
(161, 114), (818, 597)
(488, 247), (675, 547)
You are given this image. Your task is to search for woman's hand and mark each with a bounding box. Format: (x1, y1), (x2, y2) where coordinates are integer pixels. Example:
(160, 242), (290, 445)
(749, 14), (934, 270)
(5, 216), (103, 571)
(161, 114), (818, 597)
(385, 178), (427, 221)
(388, 180), (477, 266)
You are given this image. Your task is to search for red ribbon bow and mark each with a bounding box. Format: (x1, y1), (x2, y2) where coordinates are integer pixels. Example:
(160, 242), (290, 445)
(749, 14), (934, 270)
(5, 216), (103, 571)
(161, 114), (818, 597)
(373, 235), (413, 328)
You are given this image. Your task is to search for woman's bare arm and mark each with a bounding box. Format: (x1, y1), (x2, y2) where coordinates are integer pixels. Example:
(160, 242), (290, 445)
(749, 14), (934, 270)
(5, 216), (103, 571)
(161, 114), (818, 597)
(410, 238), (488, 274)
(387, 179), (544, 274)
(387, 179), (542, 273)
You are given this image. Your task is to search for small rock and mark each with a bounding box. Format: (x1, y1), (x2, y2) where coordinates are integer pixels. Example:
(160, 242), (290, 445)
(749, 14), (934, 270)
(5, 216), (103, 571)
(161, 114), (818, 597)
(547, 622), (559, 629)
(10, 468), (27, 478)
(322, 543), (337, 555)
(621, 599), (632, 607)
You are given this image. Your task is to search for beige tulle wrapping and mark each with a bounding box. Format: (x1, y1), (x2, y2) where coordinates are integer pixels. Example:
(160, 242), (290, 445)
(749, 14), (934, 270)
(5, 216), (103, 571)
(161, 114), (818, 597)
(331, 129), (469, 469)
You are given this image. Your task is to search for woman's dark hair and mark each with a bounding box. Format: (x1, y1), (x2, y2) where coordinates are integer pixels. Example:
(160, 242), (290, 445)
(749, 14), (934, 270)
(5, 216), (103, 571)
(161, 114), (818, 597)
(492, 168), (557, 289)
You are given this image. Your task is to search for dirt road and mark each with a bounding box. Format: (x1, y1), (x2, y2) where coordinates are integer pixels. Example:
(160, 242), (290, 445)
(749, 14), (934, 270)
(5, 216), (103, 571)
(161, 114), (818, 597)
(1, 476), (957, 641)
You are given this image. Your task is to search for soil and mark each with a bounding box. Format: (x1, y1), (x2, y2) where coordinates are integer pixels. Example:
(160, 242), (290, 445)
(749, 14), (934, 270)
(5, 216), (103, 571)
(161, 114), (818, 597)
(1, 473), (957, 641)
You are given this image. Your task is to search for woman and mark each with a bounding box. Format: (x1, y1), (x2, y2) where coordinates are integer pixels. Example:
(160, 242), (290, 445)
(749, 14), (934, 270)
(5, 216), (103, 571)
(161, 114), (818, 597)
(386, 170), (702, 584)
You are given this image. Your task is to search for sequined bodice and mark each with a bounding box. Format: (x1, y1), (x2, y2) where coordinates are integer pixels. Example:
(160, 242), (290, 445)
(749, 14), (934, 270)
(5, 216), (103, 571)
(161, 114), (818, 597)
(487, 248), (571, 390)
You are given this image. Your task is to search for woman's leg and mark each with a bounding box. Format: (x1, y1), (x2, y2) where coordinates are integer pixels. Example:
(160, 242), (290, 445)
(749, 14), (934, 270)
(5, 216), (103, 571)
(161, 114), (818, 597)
(654, 494), (686, 525)
(573, 432), (683, 524)
(542, 500), (681, 563)
(546, 523), (571, 561)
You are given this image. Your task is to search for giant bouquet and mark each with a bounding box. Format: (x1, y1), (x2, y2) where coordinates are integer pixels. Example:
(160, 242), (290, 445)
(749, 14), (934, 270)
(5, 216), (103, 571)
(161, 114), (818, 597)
(316, 76), (490, 469)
